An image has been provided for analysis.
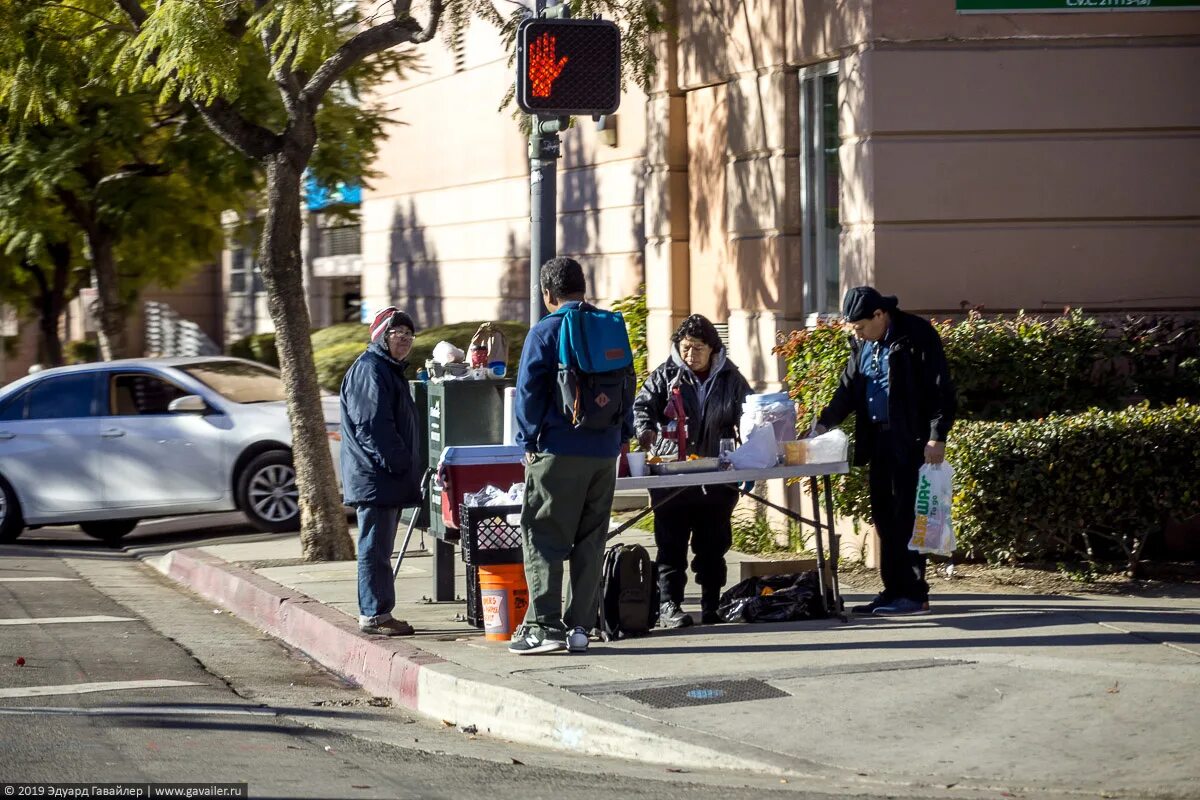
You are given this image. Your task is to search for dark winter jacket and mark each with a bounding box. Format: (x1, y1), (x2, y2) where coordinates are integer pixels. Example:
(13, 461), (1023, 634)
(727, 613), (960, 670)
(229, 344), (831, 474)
(339, 341), (423, 507)
(817, 309), (956, 467)
(634, 346), (753, 460)
(514, 300), (635, 458)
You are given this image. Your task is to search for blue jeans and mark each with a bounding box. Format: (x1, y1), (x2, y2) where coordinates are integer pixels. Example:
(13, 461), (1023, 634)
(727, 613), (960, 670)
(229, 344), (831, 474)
(356, 505), (400, 625)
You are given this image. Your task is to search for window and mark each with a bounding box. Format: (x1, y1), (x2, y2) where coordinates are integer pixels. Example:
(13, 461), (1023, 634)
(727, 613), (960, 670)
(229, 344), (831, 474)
(180, 360), (286, 404)
(27, 374), (96, 420)
(800, 64), (842, 317)
(110, 374), (189, 416)
(229, 246), (264, 295)
(0, 390), (29, 421)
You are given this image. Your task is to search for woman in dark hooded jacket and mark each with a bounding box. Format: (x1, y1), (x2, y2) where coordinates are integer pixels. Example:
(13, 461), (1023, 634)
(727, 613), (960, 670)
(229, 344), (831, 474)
(633, 314), (753, 627)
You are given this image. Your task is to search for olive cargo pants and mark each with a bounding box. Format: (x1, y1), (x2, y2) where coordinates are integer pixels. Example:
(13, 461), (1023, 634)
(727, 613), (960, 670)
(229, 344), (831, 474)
(519, 453), (617, 634)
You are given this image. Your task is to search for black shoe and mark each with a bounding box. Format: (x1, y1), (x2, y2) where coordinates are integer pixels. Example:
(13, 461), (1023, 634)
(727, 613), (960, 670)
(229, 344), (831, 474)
(850, 595), (889, 615)
(700, 610), (722, 625)
(659, 601), (694, 628)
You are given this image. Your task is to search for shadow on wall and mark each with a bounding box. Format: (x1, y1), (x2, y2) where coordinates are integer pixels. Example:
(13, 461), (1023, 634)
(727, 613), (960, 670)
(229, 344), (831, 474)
(501, 230), (530, 323)
(388, 200), (443, 328)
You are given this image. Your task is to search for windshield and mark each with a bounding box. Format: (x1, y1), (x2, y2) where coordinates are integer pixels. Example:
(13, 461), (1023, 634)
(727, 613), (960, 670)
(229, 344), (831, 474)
(180, 361), (286, 404)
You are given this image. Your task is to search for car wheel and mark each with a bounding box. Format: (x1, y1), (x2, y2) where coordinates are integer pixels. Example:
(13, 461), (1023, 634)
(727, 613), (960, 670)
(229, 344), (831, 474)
(237, 450), (300, 533)
(0, 476), (25, 543)
(79, 519), (139, 544)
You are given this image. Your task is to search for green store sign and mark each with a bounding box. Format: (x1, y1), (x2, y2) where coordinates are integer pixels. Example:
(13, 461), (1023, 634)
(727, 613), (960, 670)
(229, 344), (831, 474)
(958, 0), (1200, 11)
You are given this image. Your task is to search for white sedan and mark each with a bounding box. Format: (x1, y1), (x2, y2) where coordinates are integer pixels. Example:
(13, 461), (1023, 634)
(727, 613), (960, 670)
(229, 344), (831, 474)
(0, 357), (341, 543)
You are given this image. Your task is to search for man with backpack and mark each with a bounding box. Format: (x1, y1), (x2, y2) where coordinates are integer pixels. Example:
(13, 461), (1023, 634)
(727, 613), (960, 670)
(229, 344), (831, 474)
(511, 257), (636, 655)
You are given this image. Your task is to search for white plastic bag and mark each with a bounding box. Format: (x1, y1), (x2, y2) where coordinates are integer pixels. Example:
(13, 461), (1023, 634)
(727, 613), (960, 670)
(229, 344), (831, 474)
(805, 429), (849, 463)
(909, 462), (955, 555)
(729, 423), (779, 470)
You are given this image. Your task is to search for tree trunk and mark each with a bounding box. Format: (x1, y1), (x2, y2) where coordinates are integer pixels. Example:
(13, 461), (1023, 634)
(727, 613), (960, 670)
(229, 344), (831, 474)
(91, 231), (128, 360)
(261, 152), (353, 562)
(23, 258), (65, 367)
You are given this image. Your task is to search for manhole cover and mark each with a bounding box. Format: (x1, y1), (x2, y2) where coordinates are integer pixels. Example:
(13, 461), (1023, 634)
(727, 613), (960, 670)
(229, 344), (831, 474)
(619, 678), (789, 709)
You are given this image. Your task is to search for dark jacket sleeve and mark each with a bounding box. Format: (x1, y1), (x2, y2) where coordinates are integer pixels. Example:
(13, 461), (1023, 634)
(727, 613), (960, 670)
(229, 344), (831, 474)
(515, 323), (554, 452)
(634, 363), (671, 438)
(924, 327), (957, 442)
(345, 359), (413, 478)
(818, 339), (859, 431)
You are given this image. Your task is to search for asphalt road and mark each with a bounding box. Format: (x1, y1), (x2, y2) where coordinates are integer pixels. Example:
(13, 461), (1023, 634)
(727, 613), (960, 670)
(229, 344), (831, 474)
(0, 517), (907, 800)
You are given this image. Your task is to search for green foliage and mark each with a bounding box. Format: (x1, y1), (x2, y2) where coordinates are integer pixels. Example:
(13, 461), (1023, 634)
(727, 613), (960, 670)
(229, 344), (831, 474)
(229, 332), (279, 368)
(314, 340), (365, 393)
(310, 323), (369, 353)
(612, 284), (648, 387)
(64, 339), (100, 364)
(774, 310), (1200, 547)
(948, 403), (1200, 566)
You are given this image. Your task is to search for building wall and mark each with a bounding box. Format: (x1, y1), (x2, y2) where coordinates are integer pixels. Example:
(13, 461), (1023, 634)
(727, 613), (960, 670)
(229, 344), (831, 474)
(358, 18), (649, 331)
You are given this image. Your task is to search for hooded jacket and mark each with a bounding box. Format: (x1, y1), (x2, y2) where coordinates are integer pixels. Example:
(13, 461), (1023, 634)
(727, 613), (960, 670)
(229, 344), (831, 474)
(339, 341), (423, 506)
(634, 345), (753, 460)
(817, 309), (957, 466)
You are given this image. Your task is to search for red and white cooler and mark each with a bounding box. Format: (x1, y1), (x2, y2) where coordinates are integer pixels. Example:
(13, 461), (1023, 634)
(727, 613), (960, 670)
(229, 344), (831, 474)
(436, 444), (525, 530)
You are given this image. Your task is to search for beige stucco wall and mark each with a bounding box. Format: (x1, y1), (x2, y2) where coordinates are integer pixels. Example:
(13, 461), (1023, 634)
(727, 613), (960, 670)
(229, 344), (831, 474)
(359, 18), (648, 330)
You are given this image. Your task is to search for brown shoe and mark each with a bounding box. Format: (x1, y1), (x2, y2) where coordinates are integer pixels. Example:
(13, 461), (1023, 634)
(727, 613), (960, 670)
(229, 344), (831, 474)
(360, 618), (415, 636)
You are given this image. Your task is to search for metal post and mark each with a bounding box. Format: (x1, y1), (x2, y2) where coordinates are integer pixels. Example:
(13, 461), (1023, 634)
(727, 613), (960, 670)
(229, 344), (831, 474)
(528, 122), (559, 324)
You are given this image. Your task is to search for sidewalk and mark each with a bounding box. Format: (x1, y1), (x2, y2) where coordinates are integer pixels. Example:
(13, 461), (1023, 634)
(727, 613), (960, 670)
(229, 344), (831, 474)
(146, 523), (1200, 799)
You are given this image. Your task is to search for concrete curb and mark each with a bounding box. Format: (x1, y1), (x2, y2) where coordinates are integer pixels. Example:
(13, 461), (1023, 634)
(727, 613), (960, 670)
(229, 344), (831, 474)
(150, 548), (828, 777)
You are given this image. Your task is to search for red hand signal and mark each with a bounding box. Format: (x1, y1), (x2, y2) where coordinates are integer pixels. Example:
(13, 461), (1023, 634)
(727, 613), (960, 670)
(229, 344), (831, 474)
(528, 32), (568, 98)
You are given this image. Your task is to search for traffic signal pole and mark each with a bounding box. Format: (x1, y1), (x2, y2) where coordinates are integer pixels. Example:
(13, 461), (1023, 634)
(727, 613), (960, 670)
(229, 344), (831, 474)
(529, 117), (560, 325)
(528, 0), (567, 325)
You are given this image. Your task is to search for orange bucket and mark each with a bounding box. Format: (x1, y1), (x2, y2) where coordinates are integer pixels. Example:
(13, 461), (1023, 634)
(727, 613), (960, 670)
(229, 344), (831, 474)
(478, 563), (529, 641)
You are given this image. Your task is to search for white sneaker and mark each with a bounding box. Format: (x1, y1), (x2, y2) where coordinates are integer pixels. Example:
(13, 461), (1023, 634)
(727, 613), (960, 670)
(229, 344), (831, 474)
(566, 626), (589, 653)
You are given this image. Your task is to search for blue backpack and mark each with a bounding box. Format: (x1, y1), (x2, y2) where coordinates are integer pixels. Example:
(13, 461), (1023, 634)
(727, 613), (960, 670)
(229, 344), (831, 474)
(554, 306), (635, 430)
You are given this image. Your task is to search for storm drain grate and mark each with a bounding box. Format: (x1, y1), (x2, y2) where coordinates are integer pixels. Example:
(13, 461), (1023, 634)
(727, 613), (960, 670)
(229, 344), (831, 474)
(619, 678), (790, 709)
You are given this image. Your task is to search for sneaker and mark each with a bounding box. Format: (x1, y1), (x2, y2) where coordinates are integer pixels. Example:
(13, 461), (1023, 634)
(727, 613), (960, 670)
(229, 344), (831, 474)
(566, 626), (589, 653)
(359, 618), (415, 636)
(850, 595), (889, 615)
(659, 601), (694, 629)
(872, 598), (930, 616)
(508, 625), (567, 655)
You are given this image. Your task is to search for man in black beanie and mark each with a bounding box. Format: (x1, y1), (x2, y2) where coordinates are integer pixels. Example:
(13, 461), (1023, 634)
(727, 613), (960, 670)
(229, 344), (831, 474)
(811, 287), (956, 615)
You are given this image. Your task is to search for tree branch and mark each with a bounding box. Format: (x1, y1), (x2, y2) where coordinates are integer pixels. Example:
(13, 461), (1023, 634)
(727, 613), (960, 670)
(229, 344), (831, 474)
(95, 162), (170, 189)
(193, 98), (280, 160)
(260, 22), (303, 119)
(300, 0), (443, 108)
(113, 0), (146, 27)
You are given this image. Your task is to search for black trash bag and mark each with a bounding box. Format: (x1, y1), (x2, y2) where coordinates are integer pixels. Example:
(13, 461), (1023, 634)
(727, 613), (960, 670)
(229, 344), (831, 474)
(717, 571), (821, 623)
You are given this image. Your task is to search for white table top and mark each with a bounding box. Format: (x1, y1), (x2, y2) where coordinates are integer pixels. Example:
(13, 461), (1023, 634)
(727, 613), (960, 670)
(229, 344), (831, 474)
(615, 461), (849, 491)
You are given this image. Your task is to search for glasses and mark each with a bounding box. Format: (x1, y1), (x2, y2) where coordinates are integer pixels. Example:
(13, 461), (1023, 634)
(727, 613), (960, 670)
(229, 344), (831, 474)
(387, 330), (415, 342)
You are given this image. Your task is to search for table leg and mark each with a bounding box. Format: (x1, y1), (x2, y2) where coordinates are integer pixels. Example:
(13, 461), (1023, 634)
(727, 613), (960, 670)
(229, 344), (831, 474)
(432, 536), (456, 601)
(606, 486), (691, 540)
(823, 475), (845, 615)
(807, 476), (830, 617)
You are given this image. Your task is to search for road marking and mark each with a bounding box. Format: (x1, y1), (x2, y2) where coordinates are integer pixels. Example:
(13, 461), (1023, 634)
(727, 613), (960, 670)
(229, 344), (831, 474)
(0, 577), (81, 582)
(0, 615), (136, 626)
(0, 680), (202, 699)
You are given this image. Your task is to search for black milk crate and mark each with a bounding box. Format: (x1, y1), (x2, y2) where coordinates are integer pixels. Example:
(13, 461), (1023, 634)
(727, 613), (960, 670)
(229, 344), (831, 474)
(459, 503), (524, 566)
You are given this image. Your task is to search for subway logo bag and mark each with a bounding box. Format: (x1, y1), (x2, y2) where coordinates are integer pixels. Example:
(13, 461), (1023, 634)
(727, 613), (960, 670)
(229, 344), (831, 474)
(554, 306), (636, 430)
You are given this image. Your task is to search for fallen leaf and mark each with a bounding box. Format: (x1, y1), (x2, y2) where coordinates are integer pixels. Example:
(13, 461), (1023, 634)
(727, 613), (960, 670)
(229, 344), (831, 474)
(441, 720), (454, 727)
(1107, 681), (1120, 694)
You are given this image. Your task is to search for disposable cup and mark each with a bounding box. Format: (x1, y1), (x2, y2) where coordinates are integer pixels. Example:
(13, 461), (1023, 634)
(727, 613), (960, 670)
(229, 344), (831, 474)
(626, 451), (648, 477)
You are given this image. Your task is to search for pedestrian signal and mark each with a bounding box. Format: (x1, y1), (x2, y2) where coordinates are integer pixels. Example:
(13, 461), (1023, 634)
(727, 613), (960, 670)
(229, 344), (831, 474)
(516, 18), (621, 117)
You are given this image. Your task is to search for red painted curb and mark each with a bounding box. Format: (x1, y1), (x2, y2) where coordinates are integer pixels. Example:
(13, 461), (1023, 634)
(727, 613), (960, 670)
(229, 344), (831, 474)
(160, 548), (444, 710)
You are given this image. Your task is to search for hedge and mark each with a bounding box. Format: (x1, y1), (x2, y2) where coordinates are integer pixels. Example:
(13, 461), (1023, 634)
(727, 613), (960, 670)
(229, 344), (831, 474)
(773, 310), (1200, 567)
(310, 322), (369, 353)
(949, 403), (1200, 569)
(314, 341), (366, 393)
(228, 332), (279, 368)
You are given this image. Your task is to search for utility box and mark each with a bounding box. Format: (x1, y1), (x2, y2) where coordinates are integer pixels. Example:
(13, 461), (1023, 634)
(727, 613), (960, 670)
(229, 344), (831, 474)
(426, 379), (514, 538)
(402, 380), (430, 530)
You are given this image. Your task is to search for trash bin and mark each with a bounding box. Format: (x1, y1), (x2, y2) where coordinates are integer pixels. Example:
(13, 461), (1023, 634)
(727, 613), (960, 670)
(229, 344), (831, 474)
(426, 380), (514, 538)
